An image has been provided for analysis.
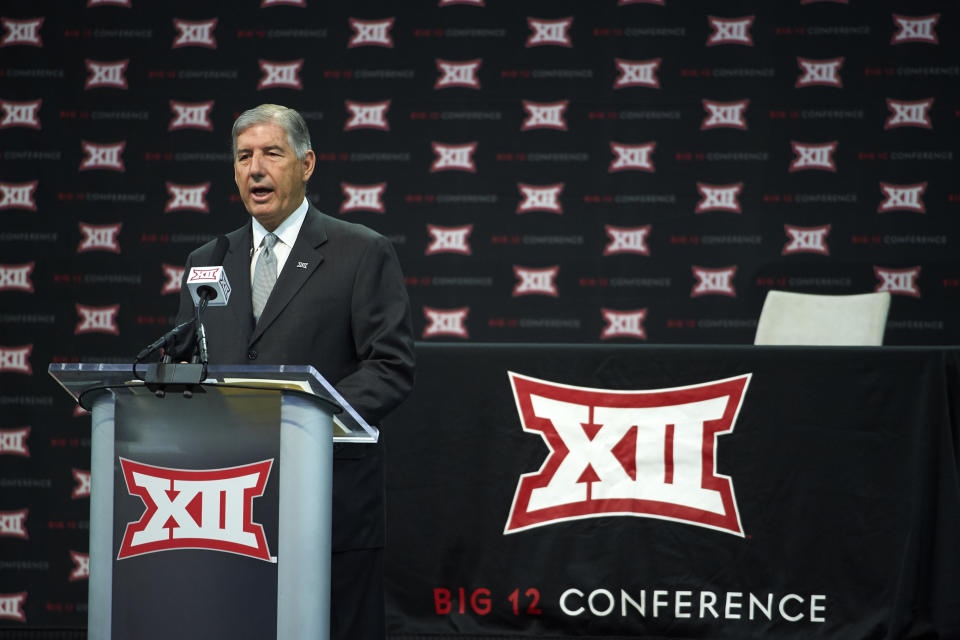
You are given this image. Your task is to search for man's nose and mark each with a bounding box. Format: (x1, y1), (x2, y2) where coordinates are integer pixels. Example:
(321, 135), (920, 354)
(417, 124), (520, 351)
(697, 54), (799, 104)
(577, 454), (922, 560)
(249, 153), (264, 175)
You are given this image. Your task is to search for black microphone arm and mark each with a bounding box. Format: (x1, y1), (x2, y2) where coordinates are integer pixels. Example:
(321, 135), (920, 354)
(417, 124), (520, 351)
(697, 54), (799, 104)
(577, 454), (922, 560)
(190, 234), (229, 366)
(196, 321), (209, 365)
(135, 320), (195, 362)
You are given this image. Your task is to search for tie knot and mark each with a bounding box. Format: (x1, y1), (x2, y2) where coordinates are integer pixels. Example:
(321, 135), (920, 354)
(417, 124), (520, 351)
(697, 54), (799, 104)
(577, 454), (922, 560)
(262, 233), (278, 251)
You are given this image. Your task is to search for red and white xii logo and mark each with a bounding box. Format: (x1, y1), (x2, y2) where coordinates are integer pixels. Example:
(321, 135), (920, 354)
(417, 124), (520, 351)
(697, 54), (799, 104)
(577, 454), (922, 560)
(604, 225), (651, 256)
(796, 57), (844, 88)
(0, 509), (28, 539)
(117, 458), (274, 561)
(258, 59), (304, 90)
(172, 18), (217, 48)
(187, 268), (219, 283)
(422, 307), (470, 339)
(0, 593), (26, 622)
(521, 100), (568, 131)
(789, 141), (838, 172)
(783, 224), (830, 256)
(0, 181), (39, 211)
(165, 182), (211, 213)
(505, 372), (749, 536)
(706, 16), (754, 46)
(613, 58), (661, 89)
(692, 266), (737, 297)
(609, 142), (655, 173)
(875, 266), (921, 297)
(878, 182), (926, 213)
(435, 58), (482, 90)
(348, 18), (394, 48)
(513, 266), (559, 297)
(69, 551), (89, 581)
(891, 14), (939, 45)
(885, 98), (933, 130)
(169, 100), (214, 131)
(72, 469), (91, 499)
(426, 224), (473, 255)
(78, 222), (122, 253)
(431, 142), (477, 172)
(526, 17), (573, 47)
(0, 99), (42, 129)
(517, 183), (564, 214)
(0, 346), (32, 375)
(344, 100), (390, 131)
(80, 141), (126, 172)
(85, 59), (129, 90)
(340, 182), (386, 213)
(75, 304), (120, 335)
(1, 17), (43, 47)
(701, 99), (749, 130)
(600, 309), (647, 340)
(0, 427), (30, 457)
(0, 263), (35, 293)
(696, 183), (743, 214)
(162, 264), (185, 295)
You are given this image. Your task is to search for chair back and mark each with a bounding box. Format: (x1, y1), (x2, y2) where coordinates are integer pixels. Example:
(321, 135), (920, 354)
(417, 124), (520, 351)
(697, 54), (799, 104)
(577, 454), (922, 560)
(753, 290), (891, 346)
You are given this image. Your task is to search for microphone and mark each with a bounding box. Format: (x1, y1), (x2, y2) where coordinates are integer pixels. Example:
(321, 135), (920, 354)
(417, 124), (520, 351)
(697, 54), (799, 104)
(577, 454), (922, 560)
(186, 266), (232, 308)
(134, 320), (195, 361)
(138, 235), (231, 389)
(186, 235), (232, 308)
(188, 235), (230, 367)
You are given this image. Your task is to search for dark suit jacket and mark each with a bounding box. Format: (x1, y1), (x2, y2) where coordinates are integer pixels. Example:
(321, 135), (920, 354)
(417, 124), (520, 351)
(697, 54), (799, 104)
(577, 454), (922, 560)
(172, 204), (415, 551)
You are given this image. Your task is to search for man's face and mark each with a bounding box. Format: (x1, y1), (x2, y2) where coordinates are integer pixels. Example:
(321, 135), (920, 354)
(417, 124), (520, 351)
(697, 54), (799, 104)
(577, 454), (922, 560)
(234, 122), (316, 231)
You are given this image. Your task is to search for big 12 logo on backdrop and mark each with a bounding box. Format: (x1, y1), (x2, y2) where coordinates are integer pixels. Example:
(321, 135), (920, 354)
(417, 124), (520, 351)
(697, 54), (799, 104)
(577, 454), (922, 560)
(505, 372), (750, 536)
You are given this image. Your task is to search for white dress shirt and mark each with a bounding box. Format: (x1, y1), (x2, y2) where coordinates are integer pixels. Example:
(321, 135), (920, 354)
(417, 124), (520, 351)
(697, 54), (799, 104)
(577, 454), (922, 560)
(249, 197), (309, 284)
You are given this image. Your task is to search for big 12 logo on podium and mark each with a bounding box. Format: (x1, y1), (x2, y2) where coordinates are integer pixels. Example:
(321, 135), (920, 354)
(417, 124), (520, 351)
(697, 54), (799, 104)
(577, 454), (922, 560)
(117, 458), (275, 562)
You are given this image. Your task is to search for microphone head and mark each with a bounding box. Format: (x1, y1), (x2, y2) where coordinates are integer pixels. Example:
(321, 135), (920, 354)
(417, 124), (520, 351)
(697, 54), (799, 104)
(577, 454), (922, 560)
(186, 266), (231, 307)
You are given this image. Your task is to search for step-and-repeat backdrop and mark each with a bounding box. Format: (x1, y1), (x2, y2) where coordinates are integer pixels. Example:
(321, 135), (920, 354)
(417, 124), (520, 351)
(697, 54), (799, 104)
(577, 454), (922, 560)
(1, 0), (958, 633)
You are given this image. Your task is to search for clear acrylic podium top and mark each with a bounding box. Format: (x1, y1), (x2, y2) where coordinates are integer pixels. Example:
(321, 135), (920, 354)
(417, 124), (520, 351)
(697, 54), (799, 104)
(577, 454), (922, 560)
(48, 362), (379, 443)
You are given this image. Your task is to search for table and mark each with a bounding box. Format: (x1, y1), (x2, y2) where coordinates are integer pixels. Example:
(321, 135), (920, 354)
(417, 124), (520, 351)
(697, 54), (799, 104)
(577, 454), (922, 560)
(383, 345), (960, 639)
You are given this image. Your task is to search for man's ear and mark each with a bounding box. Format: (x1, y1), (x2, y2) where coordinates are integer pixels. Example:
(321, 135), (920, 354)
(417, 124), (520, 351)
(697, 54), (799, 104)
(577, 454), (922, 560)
(302, 149), (316, 182)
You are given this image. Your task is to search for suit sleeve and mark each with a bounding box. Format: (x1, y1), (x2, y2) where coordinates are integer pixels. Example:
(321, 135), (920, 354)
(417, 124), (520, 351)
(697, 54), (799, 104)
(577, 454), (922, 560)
(335, 234), (415, 426)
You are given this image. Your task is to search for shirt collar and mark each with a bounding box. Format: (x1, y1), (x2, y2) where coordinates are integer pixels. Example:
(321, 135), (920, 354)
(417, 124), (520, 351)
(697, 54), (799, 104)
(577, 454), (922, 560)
(251, 197), (309, 250)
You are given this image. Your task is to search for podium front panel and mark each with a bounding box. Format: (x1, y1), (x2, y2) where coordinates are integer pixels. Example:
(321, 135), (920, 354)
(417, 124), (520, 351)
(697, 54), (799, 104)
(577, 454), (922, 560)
(49, 363), (352, 639)
(111, 388), (282, 639)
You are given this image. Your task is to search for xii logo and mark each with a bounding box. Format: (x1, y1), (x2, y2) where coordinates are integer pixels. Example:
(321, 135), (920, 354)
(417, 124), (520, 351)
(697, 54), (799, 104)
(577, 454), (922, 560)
(258, 59), (304, 90)
(117, 458), (274, 561)
(505, 372), (750, 536)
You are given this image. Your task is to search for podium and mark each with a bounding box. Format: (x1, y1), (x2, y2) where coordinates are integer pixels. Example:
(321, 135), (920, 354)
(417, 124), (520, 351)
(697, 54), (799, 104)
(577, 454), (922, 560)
(49, 362), (378, 640)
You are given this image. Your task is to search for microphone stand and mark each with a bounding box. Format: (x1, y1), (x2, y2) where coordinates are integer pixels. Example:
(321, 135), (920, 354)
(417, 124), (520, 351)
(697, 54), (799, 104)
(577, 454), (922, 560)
(144, 290), (214, 396)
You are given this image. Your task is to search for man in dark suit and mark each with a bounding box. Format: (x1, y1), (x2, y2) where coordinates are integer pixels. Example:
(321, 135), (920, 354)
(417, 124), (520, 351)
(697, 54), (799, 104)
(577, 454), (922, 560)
(172, 104), (415, 639)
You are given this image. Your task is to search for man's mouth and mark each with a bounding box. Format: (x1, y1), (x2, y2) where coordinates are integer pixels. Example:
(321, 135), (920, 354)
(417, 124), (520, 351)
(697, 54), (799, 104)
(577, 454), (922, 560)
(250, 186), (274, 202)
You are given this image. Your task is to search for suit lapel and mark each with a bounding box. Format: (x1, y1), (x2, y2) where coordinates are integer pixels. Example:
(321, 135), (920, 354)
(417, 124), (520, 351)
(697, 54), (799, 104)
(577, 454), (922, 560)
(250, 205), (328, 345)
(223, 223), (255, 335)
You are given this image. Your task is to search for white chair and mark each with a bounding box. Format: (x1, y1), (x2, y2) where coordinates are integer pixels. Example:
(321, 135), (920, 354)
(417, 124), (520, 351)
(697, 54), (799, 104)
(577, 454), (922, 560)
(753, 290), (891, 346)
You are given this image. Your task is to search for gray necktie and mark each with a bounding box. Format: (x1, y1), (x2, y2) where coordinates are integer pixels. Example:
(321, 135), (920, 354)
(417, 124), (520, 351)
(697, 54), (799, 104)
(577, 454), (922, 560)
(251, 233), (278, 323)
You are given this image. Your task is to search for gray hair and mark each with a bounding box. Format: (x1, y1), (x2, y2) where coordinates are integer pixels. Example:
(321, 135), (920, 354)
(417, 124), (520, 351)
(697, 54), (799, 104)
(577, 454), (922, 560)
(231, 104), (312, 160)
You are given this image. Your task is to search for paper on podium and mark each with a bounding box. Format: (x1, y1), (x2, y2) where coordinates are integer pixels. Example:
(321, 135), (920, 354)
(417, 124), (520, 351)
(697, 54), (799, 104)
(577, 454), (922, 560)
(222, 377), (357, 438)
